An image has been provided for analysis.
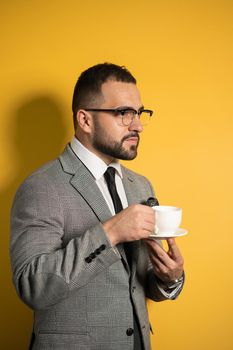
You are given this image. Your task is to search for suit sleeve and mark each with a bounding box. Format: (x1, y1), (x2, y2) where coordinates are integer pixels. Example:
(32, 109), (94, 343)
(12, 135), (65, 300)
(142, 177), (185, 301)
(10, 177), (121, 311)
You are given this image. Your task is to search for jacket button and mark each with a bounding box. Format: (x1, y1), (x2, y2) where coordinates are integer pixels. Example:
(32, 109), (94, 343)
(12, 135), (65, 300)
(85, 257), (92, 263)
(95, 248), (101, 255)
(99, 244), (106, 251)
(126, 328), (134, 336)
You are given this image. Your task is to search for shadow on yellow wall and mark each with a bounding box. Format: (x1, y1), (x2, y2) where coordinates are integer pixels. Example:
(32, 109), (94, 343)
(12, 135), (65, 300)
(1, 96), (69, 349)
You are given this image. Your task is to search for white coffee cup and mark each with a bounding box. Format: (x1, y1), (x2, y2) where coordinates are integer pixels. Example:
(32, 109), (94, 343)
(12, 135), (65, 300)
(152, 205), (182, 236)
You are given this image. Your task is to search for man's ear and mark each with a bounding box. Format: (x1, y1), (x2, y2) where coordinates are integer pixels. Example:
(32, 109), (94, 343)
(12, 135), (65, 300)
(75, 109), (93, 133)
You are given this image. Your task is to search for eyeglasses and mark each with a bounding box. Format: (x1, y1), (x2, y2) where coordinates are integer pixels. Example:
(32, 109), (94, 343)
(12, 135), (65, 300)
(84, 108), (153, 126)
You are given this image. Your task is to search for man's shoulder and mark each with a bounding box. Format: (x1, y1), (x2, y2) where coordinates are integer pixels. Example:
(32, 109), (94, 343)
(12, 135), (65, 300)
(13, 158), (61, 197)
(18, 144), (74, 186)
(25, 158), (61, 182)
(121, 165), (156, 199)
(121, 164), (150, 183)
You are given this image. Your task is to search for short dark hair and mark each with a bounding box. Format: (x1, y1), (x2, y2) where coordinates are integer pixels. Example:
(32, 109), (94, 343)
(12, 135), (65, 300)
(72, 63), (136, 127)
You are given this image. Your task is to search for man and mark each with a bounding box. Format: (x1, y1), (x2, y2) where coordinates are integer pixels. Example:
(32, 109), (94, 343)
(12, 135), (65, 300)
(10, 63), (184, 350)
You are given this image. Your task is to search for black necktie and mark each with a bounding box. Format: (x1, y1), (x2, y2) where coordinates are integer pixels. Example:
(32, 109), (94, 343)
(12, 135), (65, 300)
(104, 167), (133, 267)
(104, 167), (123, 214)
(104, 167), (144, 350)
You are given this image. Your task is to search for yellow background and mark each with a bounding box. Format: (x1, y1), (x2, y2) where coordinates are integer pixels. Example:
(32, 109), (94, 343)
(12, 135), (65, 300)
(1, 1), (232, 349)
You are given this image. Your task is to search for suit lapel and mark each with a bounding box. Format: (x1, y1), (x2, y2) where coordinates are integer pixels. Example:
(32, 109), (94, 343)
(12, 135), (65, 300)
(60, 145), (112, 223)
(71, 169), (113, 223)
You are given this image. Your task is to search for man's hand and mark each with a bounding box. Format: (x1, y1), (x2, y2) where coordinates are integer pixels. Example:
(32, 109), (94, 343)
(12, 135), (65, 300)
(145, 238), (184, 283)
(103, 204), (155, 246)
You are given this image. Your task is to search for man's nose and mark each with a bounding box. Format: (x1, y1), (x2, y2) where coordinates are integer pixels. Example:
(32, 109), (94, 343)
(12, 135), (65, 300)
(128, 114), (143, 132)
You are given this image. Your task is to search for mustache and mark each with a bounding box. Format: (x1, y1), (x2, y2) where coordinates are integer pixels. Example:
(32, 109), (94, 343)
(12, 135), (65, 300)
(122, 132), (140, 142)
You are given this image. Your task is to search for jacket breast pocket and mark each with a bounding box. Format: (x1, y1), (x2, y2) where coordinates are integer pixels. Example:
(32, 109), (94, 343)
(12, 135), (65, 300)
(35, 332), (90, 350)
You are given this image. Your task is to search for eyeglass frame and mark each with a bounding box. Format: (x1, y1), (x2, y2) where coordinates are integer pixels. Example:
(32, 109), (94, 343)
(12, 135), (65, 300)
(82, 107), (153, 126)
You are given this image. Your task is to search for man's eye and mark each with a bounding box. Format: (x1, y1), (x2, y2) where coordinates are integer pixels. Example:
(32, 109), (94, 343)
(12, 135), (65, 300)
(121, 110), (128, 115)
(115, 109), (127, 116)
(120, 109), (133, 116)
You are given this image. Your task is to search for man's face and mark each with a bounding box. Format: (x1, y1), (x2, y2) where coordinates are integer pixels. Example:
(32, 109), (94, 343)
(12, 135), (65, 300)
(90, 80), (143, 163)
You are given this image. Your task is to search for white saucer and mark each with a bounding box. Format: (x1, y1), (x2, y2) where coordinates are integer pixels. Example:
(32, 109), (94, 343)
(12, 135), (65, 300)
(149, 228), (188, 240)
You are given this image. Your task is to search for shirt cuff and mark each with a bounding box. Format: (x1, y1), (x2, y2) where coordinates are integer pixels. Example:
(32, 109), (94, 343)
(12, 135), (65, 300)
(156, 274), (184, 299)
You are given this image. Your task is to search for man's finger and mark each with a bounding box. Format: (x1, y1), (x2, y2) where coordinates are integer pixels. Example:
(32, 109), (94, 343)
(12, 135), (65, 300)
(146, 239), (173, 265)
(167, 238), (184, 263)
(167, 238), (179, 255)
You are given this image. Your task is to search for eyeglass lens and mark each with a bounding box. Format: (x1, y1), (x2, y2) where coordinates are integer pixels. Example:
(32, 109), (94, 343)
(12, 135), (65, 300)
(122, 110), (151, 126)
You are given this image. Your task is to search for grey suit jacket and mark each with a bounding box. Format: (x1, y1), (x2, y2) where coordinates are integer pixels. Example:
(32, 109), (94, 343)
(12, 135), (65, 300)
(10, 144), (181, 350)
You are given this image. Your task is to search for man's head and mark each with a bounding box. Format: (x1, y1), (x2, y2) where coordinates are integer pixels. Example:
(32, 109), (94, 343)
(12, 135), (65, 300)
(72, 63), (151, 164)
(72, 63), (136, 127)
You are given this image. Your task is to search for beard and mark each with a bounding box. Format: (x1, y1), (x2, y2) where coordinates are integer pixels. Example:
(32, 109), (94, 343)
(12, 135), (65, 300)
(92, 120), (140, 161)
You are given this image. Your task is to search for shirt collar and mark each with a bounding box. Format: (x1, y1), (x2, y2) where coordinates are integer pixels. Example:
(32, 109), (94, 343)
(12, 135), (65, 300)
(70, 136), (123, 180)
